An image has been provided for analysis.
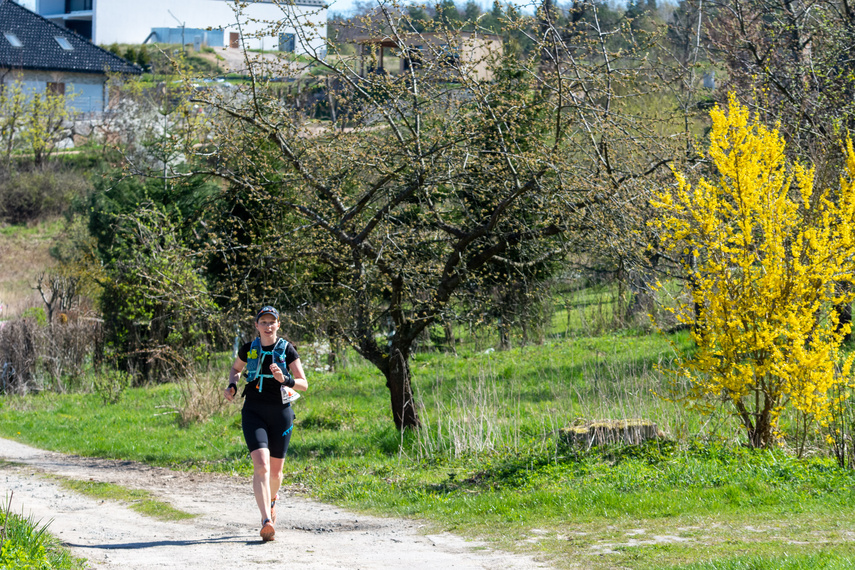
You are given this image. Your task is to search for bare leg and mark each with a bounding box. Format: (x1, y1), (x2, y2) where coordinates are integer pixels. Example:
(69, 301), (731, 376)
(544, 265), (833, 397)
(250, 448), (272, 522)
(269, 456), (285, 503)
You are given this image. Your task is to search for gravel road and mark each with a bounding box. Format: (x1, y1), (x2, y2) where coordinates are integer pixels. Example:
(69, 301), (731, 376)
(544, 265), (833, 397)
(213, 47), (298, 76)
(0, 438), (551, 569)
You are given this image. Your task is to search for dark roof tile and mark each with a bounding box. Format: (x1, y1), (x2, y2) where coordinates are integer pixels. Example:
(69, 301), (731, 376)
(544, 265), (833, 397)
(0, 0), (141, 75)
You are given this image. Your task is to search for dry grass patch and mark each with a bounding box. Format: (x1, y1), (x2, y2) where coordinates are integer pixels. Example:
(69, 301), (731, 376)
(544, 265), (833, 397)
(0, 221), (59, 314)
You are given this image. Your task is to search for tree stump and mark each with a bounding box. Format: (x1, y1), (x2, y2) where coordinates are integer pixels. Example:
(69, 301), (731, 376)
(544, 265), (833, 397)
(558, 419), (663, 449)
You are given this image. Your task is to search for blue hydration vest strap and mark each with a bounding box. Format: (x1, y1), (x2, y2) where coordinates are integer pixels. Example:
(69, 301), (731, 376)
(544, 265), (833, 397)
(245, 337), (291, 393)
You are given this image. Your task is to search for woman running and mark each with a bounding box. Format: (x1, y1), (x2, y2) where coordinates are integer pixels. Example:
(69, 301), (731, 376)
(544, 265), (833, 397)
(224, 306), (308, 541)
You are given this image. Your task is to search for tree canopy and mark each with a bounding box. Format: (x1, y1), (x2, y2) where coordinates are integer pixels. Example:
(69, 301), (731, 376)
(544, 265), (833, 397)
(157, 0), (692, 428)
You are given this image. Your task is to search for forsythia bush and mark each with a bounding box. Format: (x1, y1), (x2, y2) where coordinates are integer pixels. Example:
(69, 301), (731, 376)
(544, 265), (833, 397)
(652, 94), (855, 448)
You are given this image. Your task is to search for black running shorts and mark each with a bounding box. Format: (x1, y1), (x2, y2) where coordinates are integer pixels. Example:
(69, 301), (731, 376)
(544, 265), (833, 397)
(241, 400), (295, 458)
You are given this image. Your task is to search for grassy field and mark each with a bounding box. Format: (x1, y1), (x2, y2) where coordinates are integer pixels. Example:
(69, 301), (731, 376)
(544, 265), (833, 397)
(2, 217), (854, 568)
(2, 333), (855, 569)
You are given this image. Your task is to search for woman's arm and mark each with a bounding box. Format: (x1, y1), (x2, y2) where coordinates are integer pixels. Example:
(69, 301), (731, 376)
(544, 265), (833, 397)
(224, 358), (246, 401)
(288, 358), (308, 392)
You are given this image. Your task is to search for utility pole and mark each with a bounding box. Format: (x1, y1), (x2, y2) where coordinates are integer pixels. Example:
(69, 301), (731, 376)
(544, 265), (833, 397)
(168, 9), (185, 56)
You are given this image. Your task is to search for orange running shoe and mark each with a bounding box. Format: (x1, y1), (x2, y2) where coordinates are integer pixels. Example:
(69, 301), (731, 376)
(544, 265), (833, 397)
(260, 518), (275, 541)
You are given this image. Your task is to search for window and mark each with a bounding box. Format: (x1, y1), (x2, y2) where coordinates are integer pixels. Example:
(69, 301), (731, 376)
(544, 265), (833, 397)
(65, 0), (92, 11)
(54, 36), (74, 51)
(3, 33), (23, 48)
(279, 33), (295, 53)
(47, 83), (66, 96)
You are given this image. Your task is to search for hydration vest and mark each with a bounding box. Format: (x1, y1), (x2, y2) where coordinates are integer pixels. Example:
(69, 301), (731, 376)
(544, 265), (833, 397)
(245, 337), (292, 393)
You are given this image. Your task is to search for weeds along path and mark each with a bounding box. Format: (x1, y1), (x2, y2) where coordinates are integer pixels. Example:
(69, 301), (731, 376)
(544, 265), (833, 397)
(0, 438), (550, 570)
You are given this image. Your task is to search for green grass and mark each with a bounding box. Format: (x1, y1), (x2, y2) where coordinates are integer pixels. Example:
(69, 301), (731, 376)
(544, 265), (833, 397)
(2, 335), (855, 569)
(0, 219), (63, 239)
(0, 383), (247, 469)
(0, 499), (84, 570)
(673, 551), (855, 569)
(49, 476), (195, 521)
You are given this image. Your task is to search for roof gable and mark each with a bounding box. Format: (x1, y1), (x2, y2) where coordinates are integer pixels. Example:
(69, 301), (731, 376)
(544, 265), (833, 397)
(0, 0), (141, 75)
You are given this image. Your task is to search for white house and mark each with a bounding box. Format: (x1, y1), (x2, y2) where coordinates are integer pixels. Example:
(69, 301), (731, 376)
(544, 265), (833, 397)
(11, 0), (36, 10)
(1, 0), (141, 114)
(33, 0), (327, 55)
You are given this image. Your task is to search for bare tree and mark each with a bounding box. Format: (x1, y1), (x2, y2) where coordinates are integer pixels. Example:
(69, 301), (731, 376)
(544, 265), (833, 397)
(35, 272), (80, 325)
(704, 0), (855, 169)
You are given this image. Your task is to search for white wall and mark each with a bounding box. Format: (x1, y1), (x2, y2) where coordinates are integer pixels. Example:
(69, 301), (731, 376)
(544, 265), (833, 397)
(66, 78), (104, 113)
(12, 0), (37, 11)
(3, 70), (106, 113)
(91, 0), (326, 54)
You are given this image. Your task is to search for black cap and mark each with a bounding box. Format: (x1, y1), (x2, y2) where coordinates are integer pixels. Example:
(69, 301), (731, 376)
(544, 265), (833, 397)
(256, 306), (279, 321)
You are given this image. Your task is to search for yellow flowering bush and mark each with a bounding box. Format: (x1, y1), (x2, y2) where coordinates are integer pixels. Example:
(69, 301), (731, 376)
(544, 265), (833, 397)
(652, 94), (855, 448)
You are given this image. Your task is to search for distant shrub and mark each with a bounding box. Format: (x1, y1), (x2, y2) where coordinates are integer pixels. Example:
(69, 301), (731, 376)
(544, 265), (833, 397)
(136, 45), (150, 68)
(92, 366), (132, 404)
(123, 46), (137, 65)
(0, 317), (37, 394)
(44, 316), (103, 392)
(0, 168), (90, 225)
(20, 307), (47, 327)
(0, 310), (102, 394)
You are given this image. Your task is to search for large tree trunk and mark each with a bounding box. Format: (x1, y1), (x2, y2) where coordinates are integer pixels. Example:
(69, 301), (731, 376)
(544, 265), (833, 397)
(834, 283), (852, 343)
(835, 302), (852, 343)
(384, 347), (419, 430)
(443, 320), (457, 355)
(352, 272), (422, 430)
(326, 323), (342, 372)
(735, 397), (774, 448)
(747, 410), (773, 449)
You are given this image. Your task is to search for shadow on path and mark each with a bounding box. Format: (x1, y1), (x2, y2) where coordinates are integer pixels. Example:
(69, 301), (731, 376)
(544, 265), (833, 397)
(62, 536), (265, 549)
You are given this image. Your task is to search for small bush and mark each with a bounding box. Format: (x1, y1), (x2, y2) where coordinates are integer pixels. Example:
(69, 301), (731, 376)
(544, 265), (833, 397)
(136, 45), (150, 69)
(173, 367), (233, 427)
(45, 317), (103, 392)
(0, 169), (90, 225)
(0, 318), (38, 394)
(123, 46), (137, 65)
(20, 307), (47, 327)
(0, 309), (102, 395)
(92, 367), (132, 404)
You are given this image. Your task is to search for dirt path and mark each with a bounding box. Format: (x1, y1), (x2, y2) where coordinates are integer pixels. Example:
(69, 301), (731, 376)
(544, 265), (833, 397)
(210, 47), (298, 76)
(0, 438), (551, 569)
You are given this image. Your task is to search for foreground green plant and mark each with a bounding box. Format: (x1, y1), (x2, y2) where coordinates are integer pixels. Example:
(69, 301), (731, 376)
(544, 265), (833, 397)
(0, 495), (83, 570)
